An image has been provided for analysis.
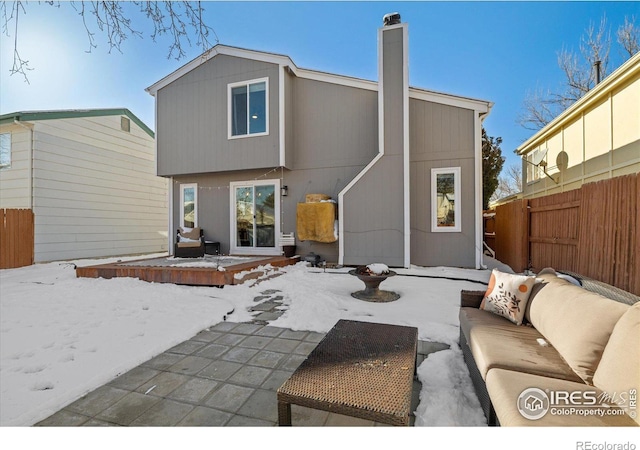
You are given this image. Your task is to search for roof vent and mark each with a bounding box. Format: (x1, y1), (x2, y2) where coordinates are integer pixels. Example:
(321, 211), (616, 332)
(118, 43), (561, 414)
(383, 12), (401, 26)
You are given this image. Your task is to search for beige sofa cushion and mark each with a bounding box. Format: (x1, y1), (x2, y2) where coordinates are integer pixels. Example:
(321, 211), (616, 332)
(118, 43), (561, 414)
(176, 241), (202, 248)
(486, 368), (638, 426)
(593, 303), (640, 425)
(459, 308), (582, 383)
(526, 275), (629, 384)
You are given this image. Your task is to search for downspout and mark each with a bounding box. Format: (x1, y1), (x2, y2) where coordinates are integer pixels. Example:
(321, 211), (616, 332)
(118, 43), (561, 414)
(476, 107), (492, 270)
(168, 177), (174, 255)
(149, 89), (172, 255)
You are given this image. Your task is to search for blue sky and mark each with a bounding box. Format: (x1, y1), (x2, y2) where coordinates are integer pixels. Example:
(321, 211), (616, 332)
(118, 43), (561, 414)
(1, 1), (638, 171)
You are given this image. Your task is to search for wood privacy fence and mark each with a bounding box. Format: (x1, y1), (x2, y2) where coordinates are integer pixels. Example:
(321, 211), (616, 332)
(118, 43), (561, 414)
(0, 209), (34, 269)
(486, 173), (639, 296)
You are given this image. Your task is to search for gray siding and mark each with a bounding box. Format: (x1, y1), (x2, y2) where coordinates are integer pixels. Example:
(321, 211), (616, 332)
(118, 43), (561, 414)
(166, 65), (380, 263)
(289, 78), (378, 170)
(172, 165), (365, 262)
(342, 26), (406, 267)
(283, 75), (379, 262)
(158, 34), (483, 268)
(409, 99), (477, 268)
(157, 55), (280, 176)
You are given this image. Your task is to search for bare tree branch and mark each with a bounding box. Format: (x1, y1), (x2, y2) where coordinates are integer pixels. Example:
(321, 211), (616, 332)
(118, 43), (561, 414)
(518, 14), (637, 132)
(2, 1), (32, 83)
(2, 1), (218, 83)
(517, 86), (563, 131)
(491, 163), (522, 203)
(617, 15), (640, 57)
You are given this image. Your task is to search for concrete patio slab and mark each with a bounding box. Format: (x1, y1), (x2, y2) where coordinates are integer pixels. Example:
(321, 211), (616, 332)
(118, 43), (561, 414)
(36, 320), (440, 427)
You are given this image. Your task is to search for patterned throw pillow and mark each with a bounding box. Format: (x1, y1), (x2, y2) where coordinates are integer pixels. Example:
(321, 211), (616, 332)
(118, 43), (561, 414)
(480, 269), (537, 325)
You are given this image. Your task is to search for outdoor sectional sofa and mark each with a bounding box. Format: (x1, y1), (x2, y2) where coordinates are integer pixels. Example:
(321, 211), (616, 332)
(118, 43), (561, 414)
(460, 270), (639, 426)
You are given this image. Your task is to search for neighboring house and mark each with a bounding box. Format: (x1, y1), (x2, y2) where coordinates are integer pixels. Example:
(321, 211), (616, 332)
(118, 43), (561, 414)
(516, 52), (640, 198)
(0, 109), (168, 263)
(146, 15), (492, 268)
(436, 193), (455, 227)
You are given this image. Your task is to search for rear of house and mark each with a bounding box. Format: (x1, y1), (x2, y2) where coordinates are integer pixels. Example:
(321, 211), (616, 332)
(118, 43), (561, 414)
(146, 15), (492, 268)
(0, 109), (168, 265)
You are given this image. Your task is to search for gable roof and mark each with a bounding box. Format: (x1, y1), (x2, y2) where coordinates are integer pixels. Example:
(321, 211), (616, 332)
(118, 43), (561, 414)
(0, 108), (154, 138)
(145, 44), (492, 113)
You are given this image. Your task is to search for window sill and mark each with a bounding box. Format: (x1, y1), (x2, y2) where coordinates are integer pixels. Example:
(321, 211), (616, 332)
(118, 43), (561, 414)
(228, 131), (270, 140)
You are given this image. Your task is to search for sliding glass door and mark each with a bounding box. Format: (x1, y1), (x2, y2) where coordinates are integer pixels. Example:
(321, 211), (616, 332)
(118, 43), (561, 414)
(230, 180), (280, 255)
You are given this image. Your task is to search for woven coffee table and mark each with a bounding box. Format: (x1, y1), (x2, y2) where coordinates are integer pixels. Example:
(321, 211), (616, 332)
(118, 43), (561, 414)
(277, 319), (418, 426)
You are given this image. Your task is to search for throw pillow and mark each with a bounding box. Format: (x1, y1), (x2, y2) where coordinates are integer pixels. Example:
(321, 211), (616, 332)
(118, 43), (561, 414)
(480, 269), (537, 325)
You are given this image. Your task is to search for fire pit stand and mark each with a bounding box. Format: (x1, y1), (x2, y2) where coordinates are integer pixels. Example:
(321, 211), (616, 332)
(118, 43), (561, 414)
(349, 266), (400, 302)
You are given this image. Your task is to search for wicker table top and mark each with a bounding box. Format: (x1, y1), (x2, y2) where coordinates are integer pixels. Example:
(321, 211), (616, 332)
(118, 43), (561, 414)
(277, 319), (418, 426)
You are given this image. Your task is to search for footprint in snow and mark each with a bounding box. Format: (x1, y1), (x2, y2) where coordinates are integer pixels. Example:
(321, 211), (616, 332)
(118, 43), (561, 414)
(30, 381), (54, 391)
(8, 351), (35, 360)
(22, 364), (46, 374)
(59, 353), (75, 362)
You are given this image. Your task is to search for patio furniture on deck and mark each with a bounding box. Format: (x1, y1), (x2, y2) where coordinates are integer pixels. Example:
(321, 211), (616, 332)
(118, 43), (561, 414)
(174, 227), (205, 258)
(277, 319), (418, 426)
(204, 241), (220, 255)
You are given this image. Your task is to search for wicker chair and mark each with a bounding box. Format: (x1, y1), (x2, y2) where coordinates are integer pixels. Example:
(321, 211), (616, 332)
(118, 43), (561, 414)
(174, 227), (205, 258)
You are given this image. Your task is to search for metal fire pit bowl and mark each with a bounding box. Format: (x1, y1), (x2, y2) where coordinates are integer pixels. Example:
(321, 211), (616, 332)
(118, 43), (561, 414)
(348, 267), (400, 302)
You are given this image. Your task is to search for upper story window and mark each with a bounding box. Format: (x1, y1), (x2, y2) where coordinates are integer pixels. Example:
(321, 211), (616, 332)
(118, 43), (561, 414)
(0, 133), (11, 169)
(228, 78), (268, 139)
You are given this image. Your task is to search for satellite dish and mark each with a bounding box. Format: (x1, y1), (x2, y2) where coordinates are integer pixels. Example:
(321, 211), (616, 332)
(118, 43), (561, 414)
(556, 151), (569, 172)
(531, 148), (548, 166)
(523, 148), (559, 184)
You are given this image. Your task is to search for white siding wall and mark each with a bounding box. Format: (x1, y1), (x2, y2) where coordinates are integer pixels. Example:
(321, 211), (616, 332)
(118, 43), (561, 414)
(0, 124), (32, 208)
(522, 67), (640, 198)
(31, 116), (168, 262)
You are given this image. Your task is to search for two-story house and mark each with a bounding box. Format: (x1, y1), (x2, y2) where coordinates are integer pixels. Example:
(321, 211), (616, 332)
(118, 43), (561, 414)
(146, 14), (492, 268)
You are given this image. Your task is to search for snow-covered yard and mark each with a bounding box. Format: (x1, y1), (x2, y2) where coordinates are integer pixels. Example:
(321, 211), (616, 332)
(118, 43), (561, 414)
(0, 254), (625, 447)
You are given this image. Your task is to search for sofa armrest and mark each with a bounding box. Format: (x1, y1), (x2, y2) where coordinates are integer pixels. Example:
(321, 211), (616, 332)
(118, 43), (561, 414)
(461, 290), (485, 308)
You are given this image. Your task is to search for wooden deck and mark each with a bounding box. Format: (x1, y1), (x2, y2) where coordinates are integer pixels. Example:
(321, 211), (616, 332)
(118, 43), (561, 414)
(76, 255), (300, 287)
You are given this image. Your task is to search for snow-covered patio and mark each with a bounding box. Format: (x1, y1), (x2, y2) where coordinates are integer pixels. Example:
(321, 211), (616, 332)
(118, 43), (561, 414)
(1, 254), (628, 446)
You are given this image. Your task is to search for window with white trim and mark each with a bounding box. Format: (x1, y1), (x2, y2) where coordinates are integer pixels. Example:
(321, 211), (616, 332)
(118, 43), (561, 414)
(0, 133), (11, 169)
(228, 78), (268, 138)
(432, 167), (461, 232)
(180, 184), (198, 228)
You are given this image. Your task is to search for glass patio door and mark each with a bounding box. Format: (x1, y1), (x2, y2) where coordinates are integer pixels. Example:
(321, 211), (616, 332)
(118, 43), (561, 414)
(230, 180), (280, 255)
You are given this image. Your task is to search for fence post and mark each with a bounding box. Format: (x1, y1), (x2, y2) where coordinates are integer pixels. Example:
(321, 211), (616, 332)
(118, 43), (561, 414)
(494, 199), (529, 273)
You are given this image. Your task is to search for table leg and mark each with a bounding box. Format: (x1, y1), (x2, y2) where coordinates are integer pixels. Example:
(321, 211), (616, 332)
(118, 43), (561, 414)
(278, 401), (292, 426)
